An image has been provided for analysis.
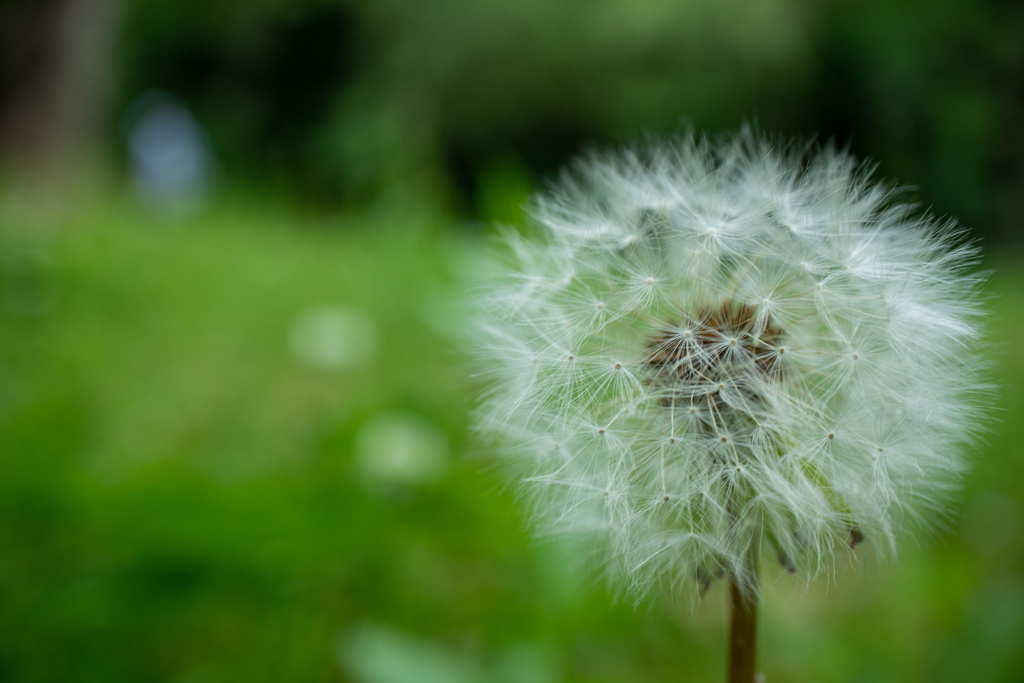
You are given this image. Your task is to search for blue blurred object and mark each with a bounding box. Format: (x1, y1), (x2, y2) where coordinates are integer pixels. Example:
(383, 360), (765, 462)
(124, 91), (214, 213)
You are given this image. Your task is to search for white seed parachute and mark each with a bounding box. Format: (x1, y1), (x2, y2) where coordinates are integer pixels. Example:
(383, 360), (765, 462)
(471, 130), (988, 598)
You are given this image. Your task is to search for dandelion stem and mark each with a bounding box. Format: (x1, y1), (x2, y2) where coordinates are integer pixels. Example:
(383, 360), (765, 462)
(727, 569), (758, 683)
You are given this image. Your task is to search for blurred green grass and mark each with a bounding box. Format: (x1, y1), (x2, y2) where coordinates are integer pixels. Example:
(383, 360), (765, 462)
(0, 197), (1021, 682)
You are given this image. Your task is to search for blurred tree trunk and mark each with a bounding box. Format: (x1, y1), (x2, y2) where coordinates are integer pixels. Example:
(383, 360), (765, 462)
(0, 0), (121, 206)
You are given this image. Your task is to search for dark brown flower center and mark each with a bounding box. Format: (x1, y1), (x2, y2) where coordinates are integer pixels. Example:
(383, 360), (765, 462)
(646, 303), (784, 406)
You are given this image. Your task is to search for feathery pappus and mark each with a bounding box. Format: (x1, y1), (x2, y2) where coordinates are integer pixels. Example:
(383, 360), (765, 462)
(472, 130), (988, 599)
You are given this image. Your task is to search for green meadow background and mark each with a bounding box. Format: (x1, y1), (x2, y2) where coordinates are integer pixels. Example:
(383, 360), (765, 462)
(2, 1), (1023, 681)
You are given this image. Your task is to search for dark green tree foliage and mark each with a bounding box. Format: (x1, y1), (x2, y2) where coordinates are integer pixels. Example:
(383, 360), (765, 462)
(111, 0), (1024, 236)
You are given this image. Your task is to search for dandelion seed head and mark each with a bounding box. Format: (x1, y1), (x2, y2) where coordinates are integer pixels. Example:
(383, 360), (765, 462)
(471, 130), (988, 599)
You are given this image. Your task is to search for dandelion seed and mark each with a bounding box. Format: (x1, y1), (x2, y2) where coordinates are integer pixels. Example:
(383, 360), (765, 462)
(471, 129), (988, 682)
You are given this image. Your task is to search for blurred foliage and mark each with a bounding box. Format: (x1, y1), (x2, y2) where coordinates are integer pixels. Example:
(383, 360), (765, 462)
(2, 1), (1024, 681)
(0, 198), (1022, 682)
(113, 0), (1024, 240)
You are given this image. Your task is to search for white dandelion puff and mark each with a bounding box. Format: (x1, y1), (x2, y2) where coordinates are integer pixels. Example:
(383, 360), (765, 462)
(471, 130), (989, 607)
